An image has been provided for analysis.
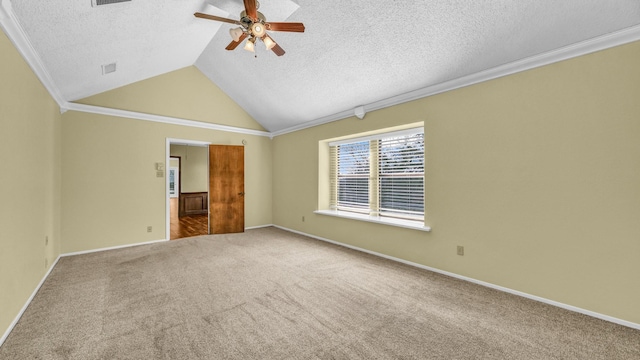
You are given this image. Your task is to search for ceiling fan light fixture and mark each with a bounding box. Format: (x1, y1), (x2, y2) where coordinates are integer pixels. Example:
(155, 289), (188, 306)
(251, 22), (266, 38)
(244, 37), (256, 52)
(263, 36), (276, 50)
(194, 0), (304, 57)
(229, 27), (244, 42)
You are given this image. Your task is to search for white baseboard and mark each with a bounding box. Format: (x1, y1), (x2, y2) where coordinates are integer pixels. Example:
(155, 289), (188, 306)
(0, 255), (62, 348)
(273, 225), (640, 331)
(61, 238), (169, 257)
(3, 226), (636, 350)
(246, 224), (274, 230)
(61, 228), (275, 258)
(2, 230), (287, 347)
(1, 238), (170, 348)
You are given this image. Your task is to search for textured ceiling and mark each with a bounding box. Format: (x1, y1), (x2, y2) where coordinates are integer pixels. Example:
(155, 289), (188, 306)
(10, 0), (224, 101)
(7, 0), (640, 133)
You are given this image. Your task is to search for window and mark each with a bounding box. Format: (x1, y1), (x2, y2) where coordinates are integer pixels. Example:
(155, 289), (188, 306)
(329, 128), (424, 222)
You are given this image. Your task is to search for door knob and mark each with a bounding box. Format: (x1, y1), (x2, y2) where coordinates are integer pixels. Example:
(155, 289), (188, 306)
(238, 192), (245, 196)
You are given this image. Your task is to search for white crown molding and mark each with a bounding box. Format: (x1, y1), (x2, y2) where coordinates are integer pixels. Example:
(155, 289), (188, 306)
(270, 108), (356, 137)
(0, 0), (67, 110)
(64, 102), (272, 137)
(1, 0), (272, 136)
(4, 0), (640, 139)
(272, 24), (640, 138)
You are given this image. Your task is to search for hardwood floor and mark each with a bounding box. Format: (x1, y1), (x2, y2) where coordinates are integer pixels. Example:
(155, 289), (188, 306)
(170, 197), (208, 240)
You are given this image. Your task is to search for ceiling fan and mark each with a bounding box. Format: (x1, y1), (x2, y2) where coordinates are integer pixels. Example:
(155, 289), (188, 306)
(195, 0), (305, 56)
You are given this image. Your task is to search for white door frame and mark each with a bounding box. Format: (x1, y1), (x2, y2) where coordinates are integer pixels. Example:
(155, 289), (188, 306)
(166, 138), (211, 240)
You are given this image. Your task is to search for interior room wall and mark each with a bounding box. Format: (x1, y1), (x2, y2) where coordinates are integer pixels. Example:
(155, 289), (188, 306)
(76, 66), (266, 132)
(0, 31), (62, 340)
(60, 111), (272, 254)
(61, 58), (272, 254)
(272, 40), (640, 325)
(170, 145), (208, 193)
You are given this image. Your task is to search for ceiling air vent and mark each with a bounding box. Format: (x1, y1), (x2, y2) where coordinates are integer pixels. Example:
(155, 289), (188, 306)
(102, 62), (117, 75)
(92, 0), (131, 7)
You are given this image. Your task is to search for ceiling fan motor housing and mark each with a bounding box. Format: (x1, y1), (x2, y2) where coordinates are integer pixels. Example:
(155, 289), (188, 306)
(240, 10), (266, 25)
(194, 0), (304, 57)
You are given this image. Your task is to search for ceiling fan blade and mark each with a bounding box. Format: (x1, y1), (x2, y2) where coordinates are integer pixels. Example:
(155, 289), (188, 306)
(262, 34), (285, 56)
(265, 22), (305, 32)
(243, 0), (258, 20)
(225, 33), (248, 51)
(271, 43), (285, 57)
(194, 12), (241, 25)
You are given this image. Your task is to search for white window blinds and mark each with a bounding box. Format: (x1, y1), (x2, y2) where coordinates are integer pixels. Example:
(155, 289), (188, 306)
(329, 128), (424, 221)
(378, 132), (424, 219)
(331, 141), (370, 212)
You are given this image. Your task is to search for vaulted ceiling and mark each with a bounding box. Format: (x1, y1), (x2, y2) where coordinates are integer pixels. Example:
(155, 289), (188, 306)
(4, 0), (640, 133)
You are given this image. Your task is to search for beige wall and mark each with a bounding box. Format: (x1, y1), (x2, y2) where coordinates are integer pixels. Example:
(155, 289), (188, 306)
(1, 29), (272, 339)
(0, 31), (62, 337)
(272, 41), (640, 324)
(170, 145), (208, 193)
(2, 19), (639, 343)
(60, 111), (272, 253)
(77, 66), (266, 132)
(62, 60), (272, 253)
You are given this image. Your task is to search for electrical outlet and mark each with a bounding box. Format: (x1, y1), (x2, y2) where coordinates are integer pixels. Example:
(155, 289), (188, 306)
(302, 216), (305, 222)
(45, 236), (49, 246)
(457, 246), (464, 256)
(147, 226), (152, 233)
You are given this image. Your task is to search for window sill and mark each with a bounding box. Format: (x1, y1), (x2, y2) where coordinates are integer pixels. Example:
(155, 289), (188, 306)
(314, 210), (431, 232)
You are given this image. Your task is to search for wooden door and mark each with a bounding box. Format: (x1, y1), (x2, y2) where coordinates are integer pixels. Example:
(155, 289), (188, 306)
(209, 145), (245, 234)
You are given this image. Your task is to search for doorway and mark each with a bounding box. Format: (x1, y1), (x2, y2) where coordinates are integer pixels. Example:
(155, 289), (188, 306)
(166, 139), (246, 239)
(167, 140), (210, 240)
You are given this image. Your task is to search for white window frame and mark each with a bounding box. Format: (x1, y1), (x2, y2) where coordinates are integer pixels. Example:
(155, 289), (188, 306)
(316, 127), (431, 232)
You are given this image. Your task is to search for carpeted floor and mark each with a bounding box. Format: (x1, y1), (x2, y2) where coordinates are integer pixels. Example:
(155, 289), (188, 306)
(1, 227), (639, 359)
